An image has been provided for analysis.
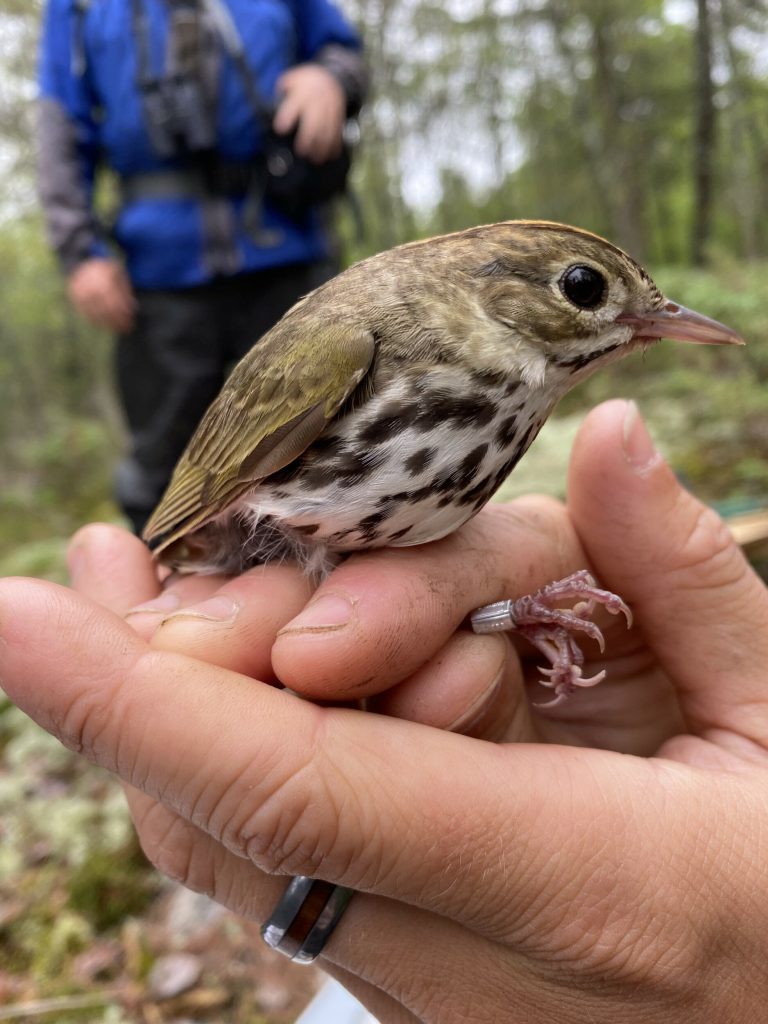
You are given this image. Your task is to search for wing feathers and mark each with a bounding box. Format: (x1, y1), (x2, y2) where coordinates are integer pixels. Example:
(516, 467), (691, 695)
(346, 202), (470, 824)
(143, 321), (375, 551)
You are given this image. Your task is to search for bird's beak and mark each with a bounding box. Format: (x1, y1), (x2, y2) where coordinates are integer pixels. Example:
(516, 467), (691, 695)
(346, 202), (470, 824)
(616, 301), (745, 346)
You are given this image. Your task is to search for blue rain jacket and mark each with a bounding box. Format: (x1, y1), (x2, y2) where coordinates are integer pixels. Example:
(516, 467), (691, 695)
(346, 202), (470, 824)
(37, 0), (363, 288)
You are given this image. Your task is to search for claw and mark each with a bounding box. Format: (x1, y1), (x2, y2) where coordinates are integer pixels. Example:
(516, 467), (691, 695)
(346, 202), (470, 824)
(471, 570), (632, 705)
(534, 692), (569, 709)
(575, 669), (606, 689)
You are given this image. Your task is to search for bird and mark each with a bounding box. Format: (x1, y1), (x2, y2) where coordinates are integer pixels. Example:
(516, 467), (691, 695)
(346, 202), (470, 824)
(142, 220), (744, 705)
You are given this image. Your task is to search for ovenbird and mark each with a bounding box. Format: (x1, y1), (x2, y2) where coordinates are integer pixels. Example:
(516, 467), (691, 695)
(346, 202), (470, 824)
(143, 221), (743, 704)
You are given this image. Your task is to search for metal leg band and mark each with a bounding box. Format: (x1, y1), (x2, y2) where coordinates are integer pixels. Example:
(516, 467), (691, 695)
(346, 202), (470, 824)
(471, 600), (516, 633)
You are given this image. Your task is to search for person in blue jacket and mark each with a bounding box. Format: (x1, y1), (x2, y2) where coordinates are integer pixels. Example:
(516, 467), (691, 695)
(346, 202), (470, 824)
(36, 0), (367, 532)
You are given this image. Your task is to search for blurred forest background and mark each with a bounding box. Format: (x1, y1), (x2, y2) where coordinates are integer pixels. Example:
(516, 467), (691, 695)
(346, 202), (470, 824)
(1, 0), (767, 1020)
(1, 0), (767, 583)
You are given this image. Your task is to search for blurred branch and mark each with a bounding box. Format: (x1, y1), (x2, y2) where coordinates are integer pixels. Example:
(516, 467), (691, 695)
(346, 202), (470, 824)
(0, 990), (128, 1021)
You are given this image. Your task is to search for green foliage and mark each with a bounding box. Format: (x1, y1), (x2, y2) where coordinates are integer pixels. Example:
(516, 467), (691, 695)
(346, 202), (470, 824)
(14, 902), (93, 981)
(338, 0), (768, 268)
(0, 218), (124, 581)
(0, 701), (156, 980)
(0, 706), (136, 876)
(68, 850), (158, 932)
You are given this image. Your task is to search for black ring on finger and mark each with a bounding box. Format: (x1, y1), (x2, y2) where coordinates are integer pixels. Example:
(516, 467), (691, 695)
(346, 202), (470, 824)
(261, 875), (354, 963)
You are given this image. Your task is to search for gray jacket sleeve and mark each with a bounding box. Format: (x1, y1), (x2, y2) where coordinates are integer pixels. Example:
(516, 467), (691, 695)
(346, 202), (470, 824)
(314, 44), (369, 116)
(36, 97), (108, 275)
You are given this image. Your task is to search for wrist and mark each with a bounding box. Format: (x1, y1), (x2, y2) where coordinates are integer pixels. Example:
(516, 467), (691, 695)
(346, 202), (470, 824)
(312, 45), (368, 116)
(62, 243), (111, 279)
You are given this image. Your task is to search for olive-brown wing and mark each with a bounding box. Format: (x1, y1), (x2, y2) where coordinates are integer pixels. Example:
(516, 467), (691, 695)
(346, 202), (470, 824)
(142, 321), (375, 553)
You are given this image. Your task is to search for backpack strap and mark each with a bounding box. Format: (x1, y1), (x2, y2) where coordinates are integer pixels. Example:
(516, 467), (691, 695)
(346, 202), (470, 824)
(201, 0), (275, 125)
(71, 0), (93, 77)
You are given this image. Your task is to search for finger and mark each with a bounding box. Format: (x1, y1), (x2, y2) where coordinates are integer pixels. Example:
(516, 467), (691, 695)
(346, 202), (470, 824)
(65, 524), (217, 643)
(124, 787), (422, 1024)
(294, 105), (344, 163)
(125, 573), (236, 640)
(272, 93), (301, 135)
(143, 565), (313, 679)
(93, 301), (126, 334)
(293, 116), (332, 162)
(66, 520), (545, 726)
(111, 277), (137, 331)
(317, 966), (420, 1024)
(370, 631), (535, 742)
(103, 289), (133, 333)
(272, 497), (596, 699)
(0, 576), (653, 937)
(111, 306), (135, 334)
(291, 111), (321, 158)
(80, 297), (110, 330)
(124, 788), (499, 1024)
(115, 275), (137, 312)
(318, 130), (342, 161)
(568, 399), (768, 743)
(68, 523), (160, 613)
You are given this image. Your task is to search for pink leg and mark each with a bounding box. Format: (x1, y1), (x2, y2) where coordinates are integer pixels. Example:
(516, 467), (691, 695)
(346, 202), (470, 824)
(470, 570), (632, 707)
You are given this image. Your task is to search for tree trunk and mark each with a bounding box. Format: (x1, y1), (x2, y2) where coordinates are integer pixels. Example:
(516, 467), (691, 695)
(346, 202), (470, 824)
(589, 18), (648, 261)
(717, 0), (768, 257)
(692, 0), (716, 265)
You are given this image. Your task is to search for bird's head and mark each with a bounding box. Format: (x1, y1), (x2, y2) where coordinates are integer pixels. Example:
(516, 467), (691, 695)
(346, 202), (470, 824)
(467, 221), (744, 388)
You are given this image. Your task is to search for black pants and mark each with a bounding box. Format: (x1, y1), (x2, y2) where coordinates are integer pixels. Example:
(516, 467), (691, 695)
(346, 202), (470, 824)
(115, 262), (323, 533)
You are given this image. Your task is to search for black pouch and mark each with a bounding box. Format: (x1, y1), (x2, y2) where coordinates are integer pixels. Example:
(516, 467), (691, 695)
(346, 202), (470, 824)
(262, 128), (352, 221)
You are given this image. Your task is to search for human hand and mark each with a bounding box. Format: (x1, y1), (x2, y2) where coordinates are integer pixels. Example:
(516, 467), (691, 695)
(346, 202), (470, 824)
(110, 399), (686, 757)
(273, 64), (346, 163)
(3, 399), (768, 1022)
(67, 257), (136, 334)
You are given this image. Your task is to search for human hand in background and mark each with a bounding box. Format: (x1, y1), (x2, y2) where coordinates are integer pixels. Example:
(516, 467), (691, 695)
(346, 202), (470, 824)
(3, 400), (768, 1022)
(273, 64), (346, 163)
(66, 257), (136, 334)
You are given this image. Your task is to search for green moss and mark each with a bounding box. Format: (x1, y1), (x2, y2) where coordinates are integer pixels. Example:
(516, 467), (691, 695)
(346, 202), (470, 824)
(67, 847), (157, 932)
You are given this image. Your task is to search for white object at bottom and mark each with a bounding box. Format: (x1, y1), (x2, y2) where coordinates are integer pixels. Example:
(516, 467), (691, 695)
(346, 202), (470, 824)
(295, 979), (380, 1023)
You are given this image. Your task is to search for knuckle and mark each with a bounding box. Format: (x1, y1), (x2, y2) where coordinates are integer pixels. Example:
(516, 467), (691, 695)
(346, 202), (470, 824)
(52, 648), (154, 775)
(667, 500), (743, 589)
(588, 902), (708, 999)
(220, 714), (377, 886)
(134, 803), (207, 891)
(51, 685), (112, 760)
(241, 779), (335, 876)
(219, 714), (344, 876)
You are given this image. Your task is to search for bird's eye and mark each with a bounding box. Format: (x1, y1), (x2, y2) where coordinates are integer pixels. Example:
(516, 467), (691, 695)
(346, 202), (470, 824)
(560, 265), (606, 310)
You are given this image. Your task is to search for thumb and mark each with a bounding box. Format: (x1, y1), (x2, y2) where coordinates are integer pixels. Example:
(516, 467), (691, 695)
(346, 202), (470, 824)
(568, 399), (768, 744)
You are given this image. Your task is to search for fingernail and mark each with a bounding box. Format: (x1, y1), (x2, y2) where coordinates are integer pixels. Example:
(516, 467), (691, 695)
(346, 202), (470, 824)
(623, 400), (663, 476)
(278, 593), (354, 636)
(165, 595), (239, 623)
(125, 592), (181, 617)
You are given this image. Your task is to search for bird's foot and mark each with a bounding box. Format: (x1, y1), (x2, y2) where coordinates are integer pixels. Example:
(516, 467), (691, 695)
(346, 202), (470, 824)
(470, 570), (632, 707)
